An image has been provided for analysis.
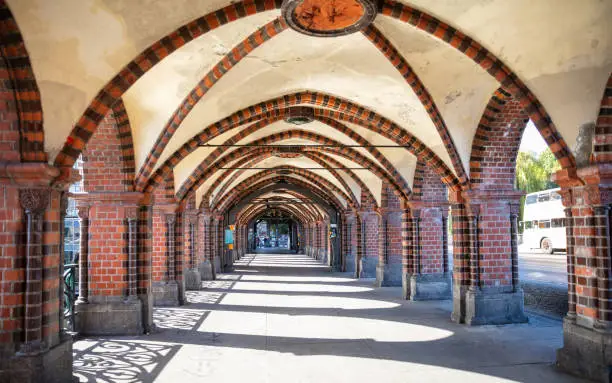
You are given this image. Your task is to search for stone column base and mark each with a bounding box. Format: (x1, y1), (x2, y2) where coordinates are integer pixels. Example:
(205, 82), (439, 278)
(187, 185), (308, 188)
(460, 288), (528, 325)
(153, 281), (181, 306)
(376, 264), (402, 287)
(557, 318), (612, 382)
(184, 269), (201, 290)
(345, 254), (355, 274)
(199, 260), (215, 281)
(214, 256), (221, 274)
(359, 257), (378, 278)
(0, 337), (73, 383)
(402, 273), (451, 300)
(75, 297), (143, 336)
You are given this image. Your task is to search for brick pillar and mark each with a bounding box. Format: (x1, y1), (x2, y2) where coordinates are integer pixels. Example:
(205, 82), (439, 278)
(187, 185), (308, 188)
(555, 165), (612, 381)
(0, 164), (73, 382)
(183, 210), (201, 290)
(215, 216), (226, 272)
(74, 192), (147, 336)
(354, 214), (363, 278)
(376, 211), (389, 286)
(340, 215), (347, 271)
(359, 211), (379, 278)
(199, 211), (215, 280)
(450, 189), (527, 325)
(151, 204), (181, 306)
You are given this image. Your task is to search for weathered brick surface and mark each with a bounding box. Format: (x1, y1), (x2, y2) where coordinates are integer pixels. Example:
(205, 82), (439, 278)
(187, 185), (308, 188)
(0, 55), (19, 163)
(470, 90), (529, 188)
(0, 185), (24, 347)
(87, 204), (129, 297)
(82, 110), (133, 193)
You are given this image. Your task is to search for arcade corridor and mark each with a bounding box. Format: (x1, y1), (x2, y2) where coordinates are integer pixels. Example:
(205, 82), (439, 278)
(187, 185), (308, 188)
(0, 0), (610, 381)
(72, 252), (584, 382)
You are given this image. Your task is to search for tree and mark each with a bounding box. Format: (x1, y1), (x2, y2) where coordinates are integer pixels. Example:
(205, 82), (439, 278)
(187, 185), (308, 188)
(515, 148), (561, 229)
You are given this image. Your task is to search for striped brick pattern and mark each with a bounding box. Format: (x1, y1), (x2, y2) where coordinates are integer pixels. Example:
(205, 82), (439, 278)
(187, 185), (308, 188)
(363, 24), (467, 184)
(470, 88), (529, 187)
(188, 115), (406, 207)
(215, 167), (351, 212)
(0, 1), (45, 162)
(135, 17), (288, 188)
(54, 0), (284, 170)
(594, 74), (612, 163)
(174, 129), (410, 203)
(142, 93), (459, 194)
(380, 0), (575, 170)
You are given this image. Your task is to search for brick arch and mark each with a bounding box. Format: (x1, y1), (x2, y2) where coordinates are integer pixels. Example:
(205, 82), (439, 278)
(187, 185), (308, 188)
(238, 204), (312, 227)
(135, 19), (467, 187)
(594, 73), (612, 164)
(240, 206), (310, 228)
(144, 93), (455, 193)
(177, 146), (356, 209)
(135, 17), (288, 186)
(191, 145), (359, 208)
(53, 0), (284, 171)
(235, 187), (327, 226)
(176, 129), (408, 204)
(412, 160), (447, 202)
(276, 189), (325, 221)
(151, 170), (176, 204)
(0, 0), (45, 162)
(469, 87), (529, 189)
(302, 151), (375, 204)
(223, 176), (342, 225)
(180, 115), (405, 204)
(215, 166), (353, 213)
(111, 99), (136, 187)
(235, 188), (325, 225)
(207, 151), (276, 208)
(215, 172), (348, 215)
(362, 24), (466, 183)
(381, 0), (574, 170)
(81, 105), (139, 193)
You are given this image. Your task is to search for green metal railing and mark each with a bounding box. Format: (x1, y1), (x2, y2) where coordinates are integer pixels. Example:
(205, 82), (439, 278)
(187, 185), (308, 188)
(63, 263), (77, 332)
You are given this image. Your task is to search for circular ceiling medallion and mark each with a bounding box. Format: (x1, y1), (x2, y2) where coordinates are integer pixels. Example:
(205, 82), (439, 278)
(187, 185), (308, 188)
(282, 0), (377, 37)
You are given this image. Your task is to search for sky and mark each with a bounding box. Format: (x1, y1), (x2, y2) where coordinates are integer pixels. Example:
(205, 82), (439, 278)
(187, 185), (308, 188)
(518, 120), (548, 155)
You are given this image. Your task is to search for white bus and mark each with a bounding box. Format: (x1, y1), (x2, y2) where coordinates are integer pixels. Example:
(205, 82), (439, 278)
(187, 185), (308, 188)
(520, 188), (566, 254)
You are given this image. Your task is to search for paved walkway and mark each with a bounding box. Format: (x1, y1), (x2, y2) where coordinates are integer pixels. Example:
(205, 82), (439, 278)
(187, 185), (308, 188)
(73, 253), (586, 382)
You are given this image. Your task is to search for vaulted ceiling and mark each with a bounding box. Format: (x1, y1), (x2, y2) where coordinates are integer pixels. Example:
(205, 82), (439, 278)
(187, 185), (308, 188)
(8, 0), (612, 217)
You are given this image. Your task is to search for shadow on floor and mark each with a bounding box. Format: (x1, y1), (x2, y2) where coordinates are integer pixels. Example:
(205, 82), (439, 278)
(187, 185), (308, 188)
(72, 253), (585, 383)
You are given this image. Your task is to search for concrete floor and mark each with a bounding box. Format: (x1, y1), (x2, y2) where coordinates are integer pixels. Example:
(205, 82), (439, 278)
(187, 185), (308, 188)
(73, 253), (587, 383)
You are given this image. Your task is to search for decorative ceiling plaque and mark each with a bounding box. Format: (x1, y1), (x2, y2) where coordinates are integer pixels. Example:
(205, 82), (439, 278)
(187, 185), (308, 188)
(282, 0), (377, 37)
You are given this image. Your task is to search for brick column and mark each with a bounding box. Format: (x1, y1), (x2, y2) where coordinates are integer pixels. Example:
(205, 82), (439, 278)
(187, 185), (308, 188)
(555, 165), (612, 381)
(340, 214), (347, 271)
(151, 205), (181, 306)
(184, 211), (201, 290)
(376, 211), (392, 286)
(74, 192), (147, 336)
(18, 189), (49, 355)
(359, 211), (378, 278)
(0, 163), (73, 382)
(450, 189), (527, 325)
(199, 211), (215, 280)
(354, 214), (363, 278)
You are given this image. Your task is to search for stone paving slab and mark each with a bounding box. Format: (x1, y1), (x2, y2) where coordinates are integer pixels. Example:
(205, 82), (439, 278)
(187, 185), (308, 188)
(73, 253), (588, 383)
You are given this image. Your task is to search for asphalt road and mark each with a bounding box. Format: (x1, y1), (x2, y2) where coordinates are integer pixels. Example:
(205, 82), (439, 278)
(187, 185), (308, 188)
(518, 250), (567, 286)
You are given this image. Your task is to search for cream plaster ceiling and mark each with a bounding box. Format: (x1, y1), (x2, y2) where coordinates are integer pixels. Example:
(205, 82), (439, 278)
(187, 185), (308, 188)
(402, 0), (612, 150)
(7, 0), (612, 215)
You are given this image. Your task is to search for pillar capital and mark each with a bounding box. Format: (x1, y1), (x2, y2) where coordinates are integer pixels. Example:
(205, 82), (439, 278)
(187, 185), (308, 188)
(19, 188), (50, 214)
(76, 204), (90, 219)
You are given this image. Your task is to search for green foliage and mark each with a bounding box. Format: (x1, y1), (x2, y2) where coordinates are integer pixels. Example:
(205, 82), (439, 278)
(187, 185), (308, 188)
(515, 148), (561, 230)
